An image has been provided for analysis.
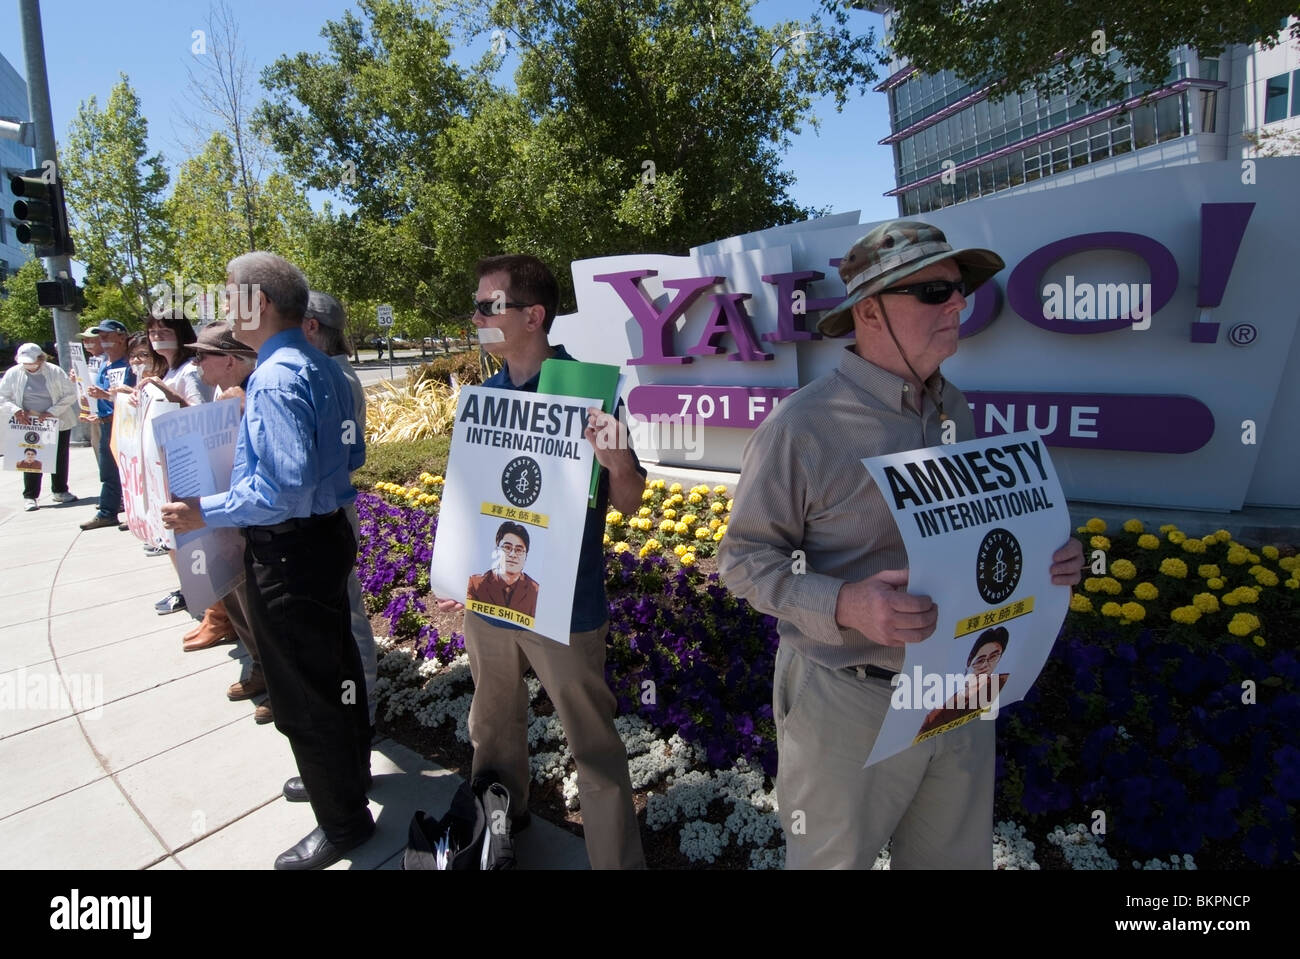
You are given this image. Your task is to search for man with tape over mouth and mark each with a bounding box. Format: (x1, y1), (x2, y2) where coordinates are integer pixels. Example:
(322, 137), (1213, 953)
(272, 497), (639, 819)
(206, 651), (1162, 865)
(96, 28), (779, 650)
(434, 254), (646, 869)
(719, 220), (1084, 869)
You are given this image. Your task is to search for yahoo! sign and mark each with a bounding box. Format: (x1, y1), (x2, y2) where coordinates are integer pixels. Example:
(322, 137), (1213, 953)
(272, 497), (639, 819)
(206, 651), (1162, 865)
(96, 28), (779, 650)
(557, 161), (1300, 509)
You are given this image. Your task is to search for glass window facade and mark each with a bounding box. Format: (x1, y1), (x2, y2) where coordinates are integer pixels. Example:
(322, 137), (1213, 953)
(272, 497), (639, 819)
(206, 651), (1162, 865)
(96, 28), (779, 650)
(898, 93), (1191, 216)
(1265, 73), (1290, 123)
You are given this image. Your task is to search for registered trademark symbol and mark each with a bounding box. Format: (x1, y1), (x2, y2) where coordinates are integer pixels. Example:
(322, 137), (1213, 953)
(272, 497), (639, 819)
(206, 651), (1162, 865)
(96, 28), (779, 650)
(1227, 323), (1256, 346)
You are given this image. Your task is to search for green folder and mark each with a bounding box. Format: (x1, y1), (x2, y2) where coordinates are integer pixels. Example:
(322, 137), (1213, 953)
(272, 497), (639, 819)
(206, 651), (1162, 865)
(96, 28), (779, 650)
(538, 358), (622, 508)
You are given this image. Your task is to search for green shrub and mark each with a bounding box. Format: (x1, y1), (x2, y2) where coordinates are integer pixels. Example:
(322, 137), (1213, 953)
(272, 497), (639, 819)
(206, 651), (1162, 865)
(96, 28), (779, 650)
(353, 436), (450, 489)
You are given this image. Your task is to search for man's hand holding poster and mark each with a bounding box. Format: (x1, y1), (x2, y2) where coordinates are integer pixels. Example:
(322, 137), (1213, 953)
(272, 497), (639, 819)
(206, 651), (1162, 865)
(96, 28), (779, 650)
(860, 429), (1071, 766)
(430, 386), (603, 644)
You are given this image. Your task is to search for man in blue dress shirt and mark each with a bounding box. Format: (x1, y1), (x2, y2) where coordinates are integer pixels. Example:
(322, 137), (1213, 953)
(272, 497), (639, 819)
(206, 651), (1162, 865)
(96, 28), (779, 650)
(161, 252), (372, 870)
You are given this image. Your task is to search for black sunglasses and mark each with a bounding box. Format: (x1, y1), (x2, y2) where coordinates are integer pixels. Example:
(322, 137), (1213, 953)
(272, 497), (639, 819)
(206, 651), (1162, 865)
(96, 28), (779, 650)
(472, 298), (534, 316)
(877, 279), (968, 305)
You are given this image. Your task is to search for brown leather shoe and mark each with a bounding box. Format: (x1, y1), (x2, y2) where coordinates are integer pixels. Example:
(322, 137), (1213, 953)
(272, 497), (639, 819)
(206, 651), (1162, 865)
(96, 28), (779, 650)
(228, 670), (267, 701)
(182, 603), (236, 652)
(254, 700), (274, 725)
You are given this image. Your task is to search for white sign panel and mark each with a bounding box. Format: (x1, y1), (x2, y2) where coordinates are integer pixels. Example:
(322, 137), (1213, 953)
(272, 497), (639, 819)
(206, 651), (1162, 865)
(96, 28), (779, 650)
(154, 398), (246, 612)
(860, 430), (1071, 766)
(377, 304), (394, 328)
(112, 387), (181, 548)
(4, 416), (58, 473)
(430, 386), (602, 644)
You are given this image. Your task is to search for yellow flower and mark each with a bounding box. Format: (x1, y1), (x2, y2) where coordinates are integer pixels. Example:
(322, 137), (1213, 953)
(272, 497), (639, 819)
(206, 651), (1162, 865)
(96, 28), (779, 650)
(652, 479), (665, 490)
(1158, 524), (1177, 535)
(673, 544), (688, 556)
(1170, 606), (1201, 625)
(638, 506), (652, 517)
(1201, 535), (1217, 547)
(1110, 559), (1137, 580)
(669, 482), (683, 494)
(726, 499), (734, 512)
(1227, 612), (1261, 637)
(711, 502), (725, 514)
(1262, 545), (1279, 561)
(1085, 577), (1122, 595)
(1069, 593), (1094, 613)
(431, 476), (444, 485)
(1254, 568), (1279, 588)
(642, 489), (655, 501)
(1085, 518), (1107, 533)
(692, 484), (710, 495)
(682, 514), (698, 526)
(1090, 535), (1111, 550)
(642, 537), (662, 553)
(1120, 602), (1145, 622)
(1287, 578), (1300, 589)
(1197, 564), (1220, 579)
(603, 533), (612, 546)
(709, 518), (722, 531)
(606, 510), (624, 525)
(1191, 592), (1219, 614)
(613, 541), (630, 553)
(662, 508), (677, 520)
(1222, 586), (1259, 606)
(1180, 538), (1206, 554)
(659, 519), (676, 533)
(1226, 546), (1250, 565)
(1253, 635), (1266, 648)
(1206, 577), (1224, 590)
(1083, 577), (1103, 593)
(713, 485), (728, 495)
(1100, 602), (1122, 617)
(673, 522), (689, 535)
(1159, 558), (1188, 579)
(680, 552), (697, 567)
(713, 531), (725, 542)
(718, 524), (727, 536)
(1279, 556), (1298, 572)
(695, 527), (711, 540)
(1137, 534), (1160, 550)
(670, 494), (685, 505)
(1167, 530), (1186, 545)
(1122, 519), (1145, 534)
(1214, 529), (1232, 542)
(1133, 582), (1158, 601)
(688, 492), (704, 505)
(422, 474), (437, 485)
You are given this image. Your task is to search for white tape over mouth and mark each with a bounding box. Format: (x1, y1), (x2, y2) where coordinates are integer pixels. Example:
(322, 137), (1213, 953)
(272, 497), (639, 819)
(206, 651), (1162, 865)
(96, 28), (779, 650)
(476, 327), (505, 344)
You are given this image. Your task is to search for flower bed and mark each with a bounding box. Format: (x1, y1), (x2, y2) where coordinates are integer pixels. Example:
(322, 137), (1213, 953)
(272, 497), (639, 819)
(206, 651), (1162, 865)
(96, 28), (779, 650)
(359, 486), (1298, 868)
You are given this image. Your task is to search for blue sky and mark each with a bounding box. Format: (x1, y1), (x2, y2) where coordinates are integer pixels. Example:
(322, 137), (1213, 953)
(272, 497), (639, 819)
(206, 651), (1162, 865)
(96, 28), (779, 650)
(1, 0), (899, 224)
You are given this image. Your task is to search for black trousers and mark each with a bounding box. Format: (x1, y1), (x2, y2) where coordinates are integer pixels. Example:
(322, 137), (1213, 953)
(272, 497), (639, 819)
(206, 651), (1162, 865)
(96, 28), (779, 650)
(241, 510), (372, 840)
(22, 428), (71, 498)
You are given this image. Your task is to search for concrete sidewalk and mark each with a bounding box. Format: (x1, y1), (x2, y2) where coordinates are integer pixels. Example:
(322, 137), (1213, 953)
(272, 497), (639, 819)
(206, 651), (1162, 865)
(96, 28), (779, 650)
(0, 443), (587, 870)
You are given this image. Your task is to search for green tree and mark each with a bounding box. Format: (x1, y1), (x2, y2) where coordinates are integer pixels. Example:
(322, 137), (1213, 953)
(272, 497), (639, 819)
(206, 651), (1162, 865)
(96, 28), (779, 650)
(164, 132), (246, 291)
(0, 258), (51, 345)
(857, 0), (1300, 102)
(61, 76), (170, 317)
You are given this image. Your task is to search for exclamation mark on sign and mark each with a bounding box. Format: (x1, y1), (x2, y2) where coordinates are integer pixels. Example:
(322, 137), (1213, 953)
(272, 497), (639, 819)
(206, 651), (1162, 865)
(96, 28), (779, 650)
(1191, 203), (1255, 344)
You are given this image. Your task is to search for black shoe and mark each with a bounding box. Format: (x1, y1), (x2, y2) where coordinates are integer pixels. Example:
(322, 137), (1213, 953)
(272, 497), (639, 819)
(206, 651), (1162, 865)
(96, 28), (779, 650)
(155, 590), (186, 615)
(273, 822), (374, 871)
(283, 773), (373, 803)
(117, 522), (129, 531)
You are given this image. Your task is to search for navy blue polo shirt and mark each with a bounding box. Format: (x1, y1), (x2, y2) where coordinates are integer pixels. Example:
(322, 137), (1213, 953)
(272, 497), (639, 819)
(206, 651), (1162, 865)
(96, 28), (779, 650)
(477, 345), (643, 634)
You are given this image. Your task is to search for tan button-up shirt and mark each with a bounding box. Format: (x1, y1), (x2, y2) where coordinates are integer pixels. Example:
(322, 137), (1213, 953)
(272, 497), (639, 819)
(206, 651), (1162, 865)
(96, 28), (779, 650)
(719, 345), (975, 671)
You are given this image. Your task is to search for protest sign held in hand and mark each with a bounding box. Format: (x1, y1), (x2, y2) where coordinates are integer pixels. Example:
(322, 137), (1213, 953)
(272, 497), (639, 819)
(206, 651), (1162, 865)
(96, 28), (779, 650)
(860, 429), (1071, 766)
(431, 386), (604, 644)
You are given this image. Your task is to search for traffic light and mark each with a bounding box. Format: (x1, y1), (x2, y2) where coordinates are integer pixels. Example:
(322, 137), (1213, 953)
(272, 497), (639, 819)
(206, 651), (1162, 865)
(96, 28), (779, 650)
(36, 277), (85, 311)
(8, 168), (74, 258)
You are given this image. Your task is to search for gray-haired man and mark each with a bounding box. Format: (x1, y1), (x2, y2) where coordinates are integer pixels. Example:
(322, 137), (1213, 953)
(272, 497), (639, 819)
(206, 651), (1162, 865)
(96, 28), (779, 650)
(719, 220), (1084, 869)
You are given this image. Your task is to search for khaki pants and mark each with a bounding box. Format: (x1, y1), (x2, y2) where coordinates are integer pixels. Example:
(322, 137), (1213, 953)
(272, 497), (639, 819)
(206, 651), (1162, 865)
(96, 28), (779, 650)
(775, 643), (995, 869)
(464, 614), (644, 869)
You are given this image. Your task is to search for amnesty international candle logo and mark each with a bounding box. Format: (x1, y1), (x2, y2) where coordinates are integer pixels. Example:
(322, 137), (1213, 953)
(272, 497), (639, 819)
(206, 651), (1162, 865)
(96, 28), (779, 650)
(975, 527), (1023, 604)
(501, 456), (543, 508)
(23, 430), (40, 445)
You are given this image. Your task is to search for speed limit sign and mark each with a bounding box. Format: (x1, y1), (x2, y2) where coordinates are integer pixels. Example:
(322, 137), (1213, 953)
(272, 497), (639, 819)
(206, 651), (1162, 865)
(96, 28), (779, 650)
(377, 304), (394, 328)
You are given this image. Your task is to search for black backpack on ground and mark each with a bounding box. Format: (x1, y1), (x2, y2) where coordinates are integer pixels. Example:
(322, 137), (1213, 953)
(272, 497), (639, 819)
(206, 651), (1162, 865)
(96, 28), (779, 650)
(403, 773), (516, 870)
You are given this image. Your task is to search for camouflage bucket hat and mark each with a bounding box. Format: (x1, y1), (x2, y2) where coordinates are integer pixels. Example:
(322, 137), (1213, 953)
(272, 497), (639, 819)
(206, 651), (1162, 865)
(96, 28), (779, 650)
(817, 219), (1005, 337)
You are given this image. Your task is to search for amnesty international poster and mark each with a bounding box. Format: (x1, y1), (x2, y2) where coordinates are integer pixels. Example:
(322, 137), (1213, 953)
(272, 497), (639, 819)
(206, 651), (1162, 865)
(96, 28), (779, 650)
(111, 386), (180, 549)
(68, 343), (93, 417)
(3, 416), (58, 473)
(154, 398), (246, 612)
(430, 386), (603, 644)
(860, 430), (1071, 767)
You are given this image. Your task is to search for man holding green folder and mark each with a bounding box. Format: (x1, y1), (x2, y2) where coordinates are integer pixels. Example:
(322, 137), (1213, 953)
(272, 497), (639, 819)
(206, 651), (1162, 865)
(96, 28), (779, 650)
(436, 254), (646, 869)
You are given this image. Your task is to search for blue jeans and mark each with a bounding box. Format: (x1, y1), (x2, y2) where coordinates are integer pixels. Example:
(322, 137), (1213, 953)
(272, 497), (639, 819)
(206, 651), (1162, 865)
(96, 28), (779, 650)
(96, 414), (122, 517)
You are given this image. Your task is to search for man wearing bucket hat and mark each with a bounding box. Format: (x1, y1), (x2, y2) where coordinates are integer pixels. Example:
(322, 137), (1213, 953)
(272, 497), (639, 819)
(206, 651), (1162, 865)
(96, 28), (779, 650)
(719, 220), (1083, 869)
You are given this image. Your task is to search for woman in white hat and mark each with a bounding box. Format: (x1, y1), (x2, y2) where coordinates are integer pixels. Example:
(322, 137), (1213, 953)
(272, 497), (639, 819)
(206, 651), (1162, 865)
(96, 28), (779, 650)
(0, 343), (78, 510)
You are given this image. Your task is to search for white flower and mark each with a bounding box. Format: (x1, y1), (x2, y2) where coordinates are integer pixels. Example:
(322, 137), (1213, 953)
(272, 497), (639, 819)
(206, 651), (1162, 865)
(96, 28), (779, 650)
(561, 769), (581, 810)
(1047, 823), (1118, 870)
(748, 846), (785, 870)
(993, 820), (1041, 870)
(679, 820), (729, 864)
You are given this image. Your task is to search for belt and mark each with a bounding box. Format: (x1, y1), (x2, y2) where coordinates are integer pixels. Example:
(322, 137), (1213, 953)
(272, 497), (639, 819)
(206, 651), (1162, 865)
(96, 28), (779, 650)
(845, 664), (898, 683)
(245, 509), (342, 542)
